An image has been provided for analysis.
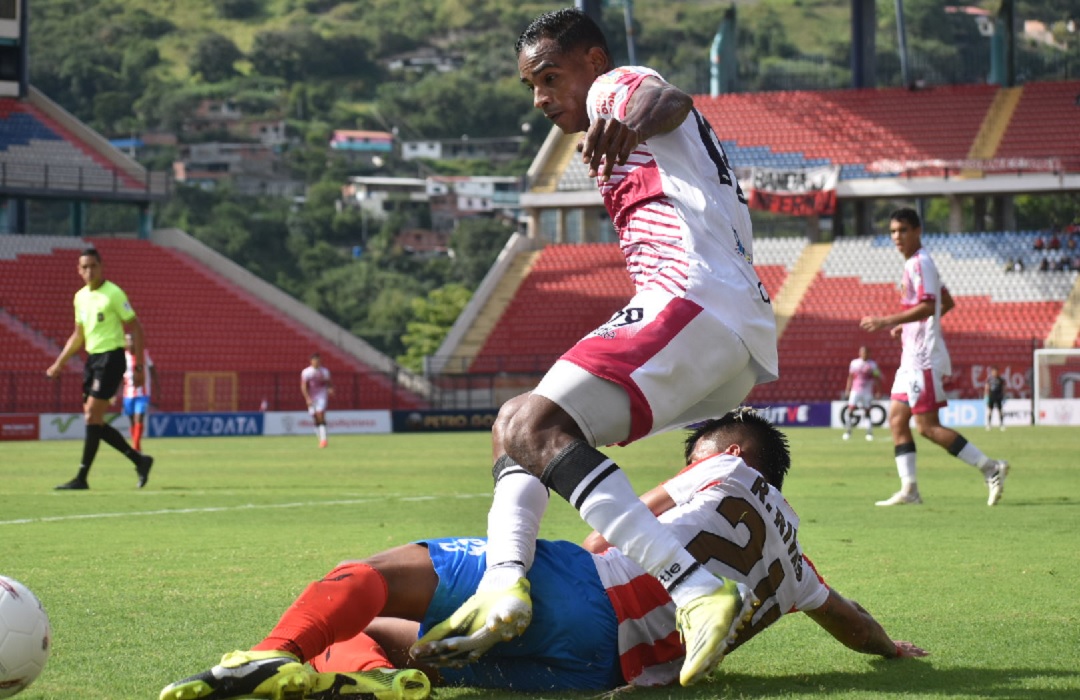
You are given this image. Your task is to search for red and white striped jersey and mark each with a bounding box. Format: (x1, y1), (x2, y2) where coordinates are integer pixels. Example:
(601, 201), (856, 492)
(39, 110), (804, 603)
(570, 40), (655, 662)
(899, 248), (951, 374)
(123, 349), (152, 399)
(585, 66), (777, 383)
(591, 454), (829, 686)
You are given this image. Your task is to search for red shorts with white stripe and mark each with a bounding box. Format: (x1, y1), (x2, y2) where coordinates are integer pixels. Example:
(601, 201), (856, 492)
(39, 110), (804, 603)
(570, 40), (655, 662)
(535, 289), (756, 446)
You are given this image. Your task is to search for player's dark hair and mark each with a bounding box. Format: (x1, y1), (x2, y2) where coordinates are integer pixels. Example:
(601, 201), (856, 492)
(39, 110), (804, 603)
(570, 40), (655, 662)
(889, 207), (921, 229)
(515, 7), (609, 57)
(310, 352), (321, 360)
(80, 247), (102, 261)
(683, 408), (791, 490)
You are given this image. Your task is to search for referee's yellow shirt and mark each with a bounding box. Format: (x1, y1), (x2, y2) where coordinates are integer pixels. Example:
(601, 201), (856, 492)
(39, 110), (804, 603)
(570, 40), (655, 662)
(74, 281), (135, 354)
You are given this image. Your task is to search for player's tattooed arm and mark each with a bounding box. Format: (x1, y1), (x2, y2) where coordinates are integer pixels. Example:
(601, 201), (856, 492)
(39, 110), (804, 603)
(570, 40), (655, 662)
(804, 588), (929, 659)
(583, 76), (693, 182)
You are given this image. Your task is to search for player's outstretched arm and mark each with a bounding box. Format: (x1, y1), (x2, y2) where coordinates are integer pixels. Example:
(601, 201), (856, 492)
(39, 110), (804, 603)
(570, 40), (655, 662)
(803, 588), (929, 659)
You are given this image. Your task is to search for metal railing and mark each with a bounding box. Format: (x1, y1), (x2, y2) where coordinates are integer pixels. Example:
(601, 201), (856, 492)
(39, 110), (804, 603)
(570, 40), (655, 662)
(0, 162), (172, 200)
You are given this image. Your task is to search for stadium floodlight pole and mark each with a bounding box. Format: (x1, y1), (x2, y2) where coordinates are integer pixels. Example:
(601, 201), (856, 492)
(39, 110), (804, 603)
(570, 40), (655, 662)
(894, 0), (911, 88)
(623, 0), (636, 66)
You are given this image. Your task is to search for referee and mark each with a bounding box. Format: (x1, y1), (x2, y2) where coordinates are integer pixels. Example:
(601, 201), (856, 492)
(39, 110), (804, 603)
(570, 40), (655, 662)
(46, 247), (154, 490)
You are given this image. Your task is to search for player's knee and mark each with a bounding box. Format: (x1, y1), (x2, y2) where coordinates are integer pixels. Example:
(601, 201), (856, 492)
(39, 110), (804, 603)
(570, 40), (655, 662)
(501, 403), (578, 473)
(492, 399), (520, 451)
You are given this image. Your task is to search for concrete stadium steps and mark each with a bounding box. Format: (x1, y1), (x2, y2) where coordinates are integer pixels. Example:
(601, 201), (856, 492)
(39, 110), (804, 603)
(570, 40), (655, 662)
(449, 247), (541, 373)
(996, 80), (1080, 171)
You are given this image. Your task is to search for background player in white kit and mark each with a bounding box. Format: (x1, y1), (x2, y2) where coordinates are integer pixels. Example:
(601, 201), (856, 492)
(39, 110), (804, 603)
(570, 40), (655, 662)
(123, 332), (158, 452)
(301, 353), (333, 448)
(415, 8), (778, 688)
(860, 208), (1009, 507)
(842, 345), (881, 441)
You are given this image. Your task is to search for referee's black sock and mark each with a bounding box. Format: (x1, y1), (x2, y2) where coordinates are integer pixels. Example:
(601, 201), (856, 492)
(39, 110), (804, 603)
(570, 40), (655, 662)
(99, 422), (140, 463)
(79, 424), (103, 475)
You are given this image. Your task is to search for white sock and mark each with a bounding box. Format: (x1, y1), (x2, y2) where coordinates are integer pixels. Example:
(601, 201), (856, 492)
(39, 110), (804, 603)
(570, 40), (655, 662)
(896, 450), (918, 491)
(477, 466), (548, 592)
(577, 465), (720, 606)
(956, 442), (992, 471)
(317, 425), (327, 441)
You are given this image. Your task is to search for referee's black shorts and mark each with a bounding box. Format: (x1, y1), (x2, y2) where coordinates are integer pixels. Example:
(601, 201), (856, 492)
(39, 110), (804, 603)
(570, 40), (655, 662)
(83, 348), (126, 401)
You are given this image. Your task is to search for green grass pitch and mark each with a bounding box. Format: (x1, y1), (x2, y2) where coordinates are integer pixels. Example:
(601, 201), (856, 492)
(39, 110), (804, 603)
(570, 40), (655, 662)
(2, 426), (1078, 699)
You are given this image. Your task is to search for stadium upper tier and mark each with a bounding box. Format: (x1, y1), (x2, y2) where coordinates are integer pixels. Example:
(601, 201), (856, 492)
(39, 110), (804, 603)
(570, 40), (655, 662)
(548, 81), (1080, 192)
(690, 81), (1079, 179)
(0, 95), (157, 194)
(0, 237), (424, 412)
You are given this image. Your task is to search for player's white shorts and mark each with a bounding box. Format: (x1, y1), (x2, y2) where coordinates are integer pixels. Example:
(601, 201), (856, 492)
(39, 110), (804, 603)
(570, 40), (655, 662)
(890, 367), (947, 415)
(307, 394), (329, 415)
(847, 388), (874, 409)
(534, 289), (757, 447)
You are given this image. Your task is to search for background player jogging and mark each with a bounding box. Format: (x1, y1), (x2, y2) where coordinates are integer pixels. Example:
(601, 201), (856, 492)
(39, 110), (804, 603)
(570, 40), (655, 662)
(301, 352), (334, 448)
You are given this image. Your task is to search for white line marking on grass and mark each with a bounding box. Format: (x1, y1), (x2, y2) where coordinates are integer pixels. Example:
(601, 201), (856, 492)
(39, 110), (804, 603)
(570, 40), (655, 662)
(0, 493), (491, 526)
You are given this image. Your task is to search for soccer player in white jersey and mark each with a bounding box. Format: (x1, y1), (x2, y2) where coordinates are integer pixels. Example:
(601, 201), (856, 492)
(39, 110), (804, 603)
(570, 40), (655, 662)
(122, 332), (158, 452)
(301, 353), (333, 448)
(418, 8), (779, 688)
(842, 345), (881, 441)
(860, 208), (1009, 507)
(158, 411), (926, 700)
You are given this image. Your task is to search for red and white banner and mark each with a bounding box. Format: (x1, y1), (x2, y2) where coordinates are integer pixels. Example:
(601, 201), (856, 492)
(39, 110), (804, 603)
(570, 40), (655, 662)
(0, 414), (39, 441)
(741, 166), (840, 216)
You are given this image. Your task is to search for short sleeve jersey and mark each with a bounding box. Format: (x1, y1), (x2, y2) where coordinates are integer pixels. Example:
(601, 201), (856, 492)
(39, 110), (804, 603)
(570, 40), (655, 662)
(301, 366), (332, 398)
(848, 358), (881, 393)
(74, 281), (135, 354)
(584, 66), (777, 384)
(591, 454), (829, 686)
(898, 248), (951, 374)
(123, 349), (153, 399)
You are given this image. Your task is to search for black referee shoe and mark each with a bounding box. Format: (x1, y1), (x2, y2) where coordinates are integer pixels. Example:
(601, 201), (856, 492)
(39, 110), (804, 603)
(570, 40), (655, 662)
(136, 454), (154, 488)
(55, 477), (89, 490)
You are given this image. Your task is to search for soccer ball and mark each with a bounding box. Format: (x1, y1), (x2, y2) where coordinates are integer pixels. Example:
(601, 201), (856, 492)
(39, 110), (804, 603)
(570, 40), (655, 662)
(0, 576), (51, 698)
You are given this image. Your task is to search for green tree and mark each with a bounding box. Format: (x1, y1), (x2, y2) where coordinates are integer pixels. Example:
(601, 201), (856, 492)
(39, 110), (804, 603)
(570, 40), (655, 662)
(218, 0), (263, 19)
(398, 283), (472, 372)
(372, 71), (532, 140)
(449, 217), (515, 288)
(190, 33), (243, 83)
